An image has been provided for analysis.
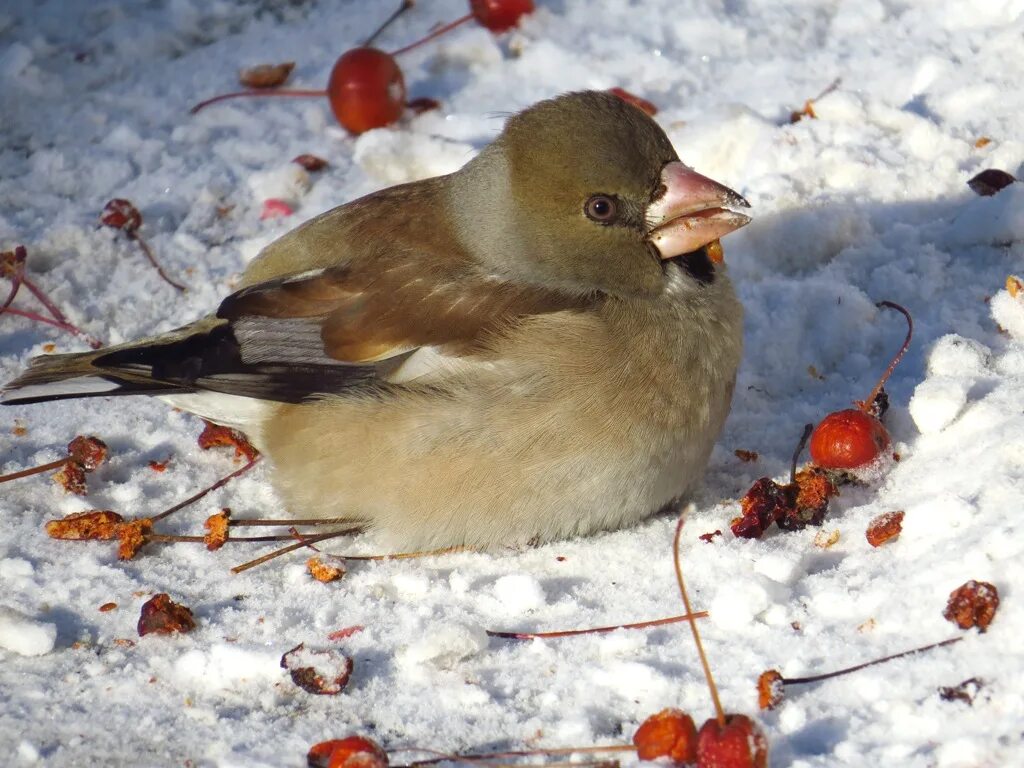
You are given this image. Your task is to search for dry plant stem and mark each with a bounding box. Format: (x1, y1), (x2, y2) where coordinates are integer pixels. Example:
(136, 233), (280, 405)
(0, 273), (22, 314)
(334, 545), (464, 562)
(364, 0), (416, 47)
(229, 516), (356, 527)
(398, 744), (636, 768)
(781, 636), (962, 686)
(191, 89), (327, 114)
(150, 458), (259, 523)
(147, 532), (325, 544)
(390, 13), (473, 56)
(129, 233), (186, 292)
(673, 512), (726, 726)
(230, 529), (356, 573)
(861, 300), (913, 411)
(791, 423), (814, 482)
(486, 611), (710, 640)
(0, 458), (68, 484)
(1, 307), (103, 349)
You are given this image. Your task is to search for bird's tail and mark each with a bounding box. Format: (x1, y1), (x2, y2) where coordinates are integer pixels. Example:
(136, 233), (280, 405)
(1, 319), (223, 406)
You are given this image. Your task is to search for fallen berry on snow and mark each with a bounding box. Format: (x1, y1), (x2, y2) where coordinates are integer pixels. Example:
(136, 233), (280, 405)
(757, 670), (784, 711)
(943, 580), (999, 632)
(865, 510), (904, 547)
(633, 708), (698, 764)
(696, 714), (768, 768)
(137, 593), (196, 636)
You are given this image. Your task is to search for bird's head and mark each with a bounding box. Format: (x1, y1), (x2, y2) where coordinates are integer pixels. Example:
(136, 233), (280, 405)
(451, 90), (751, 298)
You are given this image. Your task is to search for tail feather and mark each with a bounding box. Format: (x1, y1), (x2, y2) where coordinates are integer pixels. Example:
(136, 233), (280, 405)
(1, 348), (181, 405)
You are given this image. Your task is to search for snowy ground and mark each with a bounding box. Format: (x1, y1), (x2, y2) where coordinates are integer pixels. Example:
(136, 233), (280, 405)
(2, 0), (1024, 765)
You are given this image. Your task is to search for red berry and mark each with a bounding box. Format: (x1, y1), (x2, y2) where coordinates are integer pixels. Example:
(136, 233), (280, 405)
(808, 408), (889, 469)
(634, 708), (698, 764)
(470, 0), (534, 32)
(696, 716), (768, 768)
(100, 199), (142, 233)
(307, 737), (387, 768)
(327, 47), (406, 134)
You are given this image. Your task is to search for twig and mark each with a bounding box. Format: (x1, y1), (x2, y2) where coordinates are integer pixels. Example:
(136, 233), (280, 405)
(230, 529), (356, 573)
(486, 612), (709, 640)
(0, 458), (68, 484)
(150, 457), (259, 523)
(781, 637), (962, 686)
(364, 0), (416, 47)
(128, 233), (186, 292)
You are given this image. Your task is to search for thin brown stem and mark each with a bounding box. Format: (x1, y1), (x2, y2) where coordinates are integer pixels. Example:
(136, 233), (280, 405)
(147, 533), (322, 544)
(396, 744), (636, 768)
(791, 423), (813, 483)
(150, 458), (259, 523)
(0, 273), (22, 314)
(861, 300), (913, 412)
(0, 457), (68, 484)
(364, 0), (416, 47)
(390, 13), (473, 57)
(1, 307), (103, 349)
(190, 89), (328, 115)
(229, 516), (357, 527)
(128, 233), (186, 292)
(230, 529), (355, 573)
(486, 611), (709, 640)
(333, 545), (464, 562)
(673, 511), (725, 726)
(782, 637), (962, 686)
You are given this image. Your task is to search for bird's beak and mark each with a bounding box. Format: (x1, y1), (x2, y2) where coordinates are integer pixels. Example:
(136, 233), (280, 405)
(646, 162), (751, 261)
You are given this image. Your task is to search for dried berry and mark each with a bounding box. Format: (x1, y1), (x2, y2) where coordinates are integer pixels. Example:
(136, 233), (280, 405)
(100, 199), (142, 233)
(699, 530), (723, 544)
(943, 581), (999, 632)
(117, 518), (154, 560)
(733, 449), (758, 463)
(204, 509), (231, 551)
(99, 602), (118, 612)
(293, 154), (329, 172)
(608, 87), (658, 116)
(405, 97), (441, 115)
(696, 715), (768, 768)
(938, 677), (984, 706)
(865, 510), (904, 547)
(67, 435), (108, 470)
(282, 644), (354, 695)
(46, 510), (124, 540)
(197, 420), (259, 462)
(633, 708), (698, 764)
(732, 477), (796, 538)
(137, 593), (196, 636)
(308, 557), (346, 582)
(239, 61), (295, 88)
(53, 460), (88, 494)
(757, 670), (784, 711)
(967, 169), (1015, 197)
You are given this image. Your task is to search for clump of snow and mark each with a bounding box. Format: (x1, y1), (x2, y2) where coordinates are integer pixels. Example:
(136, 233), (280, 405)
(909, 376), (970, 434)
(492, 573), (547, 614)
(0, 606), (57, 656)
(991, 285), (1024, 340)
(398, 623), (489, 669)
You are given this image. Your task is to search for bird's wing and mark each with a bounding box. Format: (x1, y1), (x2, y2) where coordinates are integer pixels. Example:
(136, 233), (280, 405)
(85, 263), (593, 404)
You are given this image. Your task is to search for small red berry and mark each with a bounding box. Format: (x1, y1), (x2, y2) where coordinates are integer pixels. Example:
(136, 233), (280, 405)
(470, 0), (534, 32)
(100, 199), (142, 233)
(308, 737), (387, 768)
(808, 408), (890, 469)
(696, 715), (768, 768)
(634, 708), (698, 764)
(327, 47), (406, 134)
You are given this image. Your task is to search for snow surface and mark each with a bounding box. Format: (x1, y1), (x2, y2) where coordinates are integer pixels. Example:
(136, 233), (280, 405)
(2, 0), (1024, 766)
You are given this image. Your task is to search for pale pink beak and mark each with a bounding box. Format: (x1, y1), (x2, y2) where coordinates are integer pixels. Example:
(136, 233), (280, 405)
(646, 162), (751, 260)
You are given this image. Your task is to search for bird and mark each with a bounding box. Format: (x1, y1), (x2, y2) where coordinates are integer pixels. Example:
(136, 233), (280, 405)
(2, 90), (751, 552)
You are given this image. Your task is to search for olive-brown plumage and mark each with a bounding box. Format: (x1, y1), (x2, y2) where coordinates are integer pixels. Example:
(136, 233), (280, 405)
(3, 91), (751, 551)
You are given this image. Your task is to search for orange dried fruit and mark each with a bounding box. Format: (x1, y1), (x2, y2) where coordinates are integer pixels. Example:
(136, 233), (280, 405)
(239, 61), (295, 88)
(204, 509), (231, 551)
(865, 510), (904, 547)
(633, 708), (698, 764)
(757, 670), (784, 710)
(46, 510), (124, 540)
(308, 557), (346, 583)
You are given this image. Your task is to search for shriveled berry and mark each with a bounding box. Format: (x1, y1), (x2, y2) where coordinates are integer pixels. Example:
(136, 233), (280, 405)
(100, 199), (142, 233)
(944, 580), (999, 632)
(967, 169), (1015, 196)
(633, 708), (698, 764)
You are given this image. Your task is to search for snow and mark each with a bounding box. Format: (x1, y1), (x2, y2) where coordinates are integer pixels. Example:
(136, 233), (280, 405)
(2, 0), (1024, 766)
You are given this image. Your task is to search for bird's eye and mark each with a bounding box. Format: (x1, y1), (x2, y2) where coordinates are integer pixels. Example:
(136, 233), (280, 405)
(584, 194), (618, 224)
